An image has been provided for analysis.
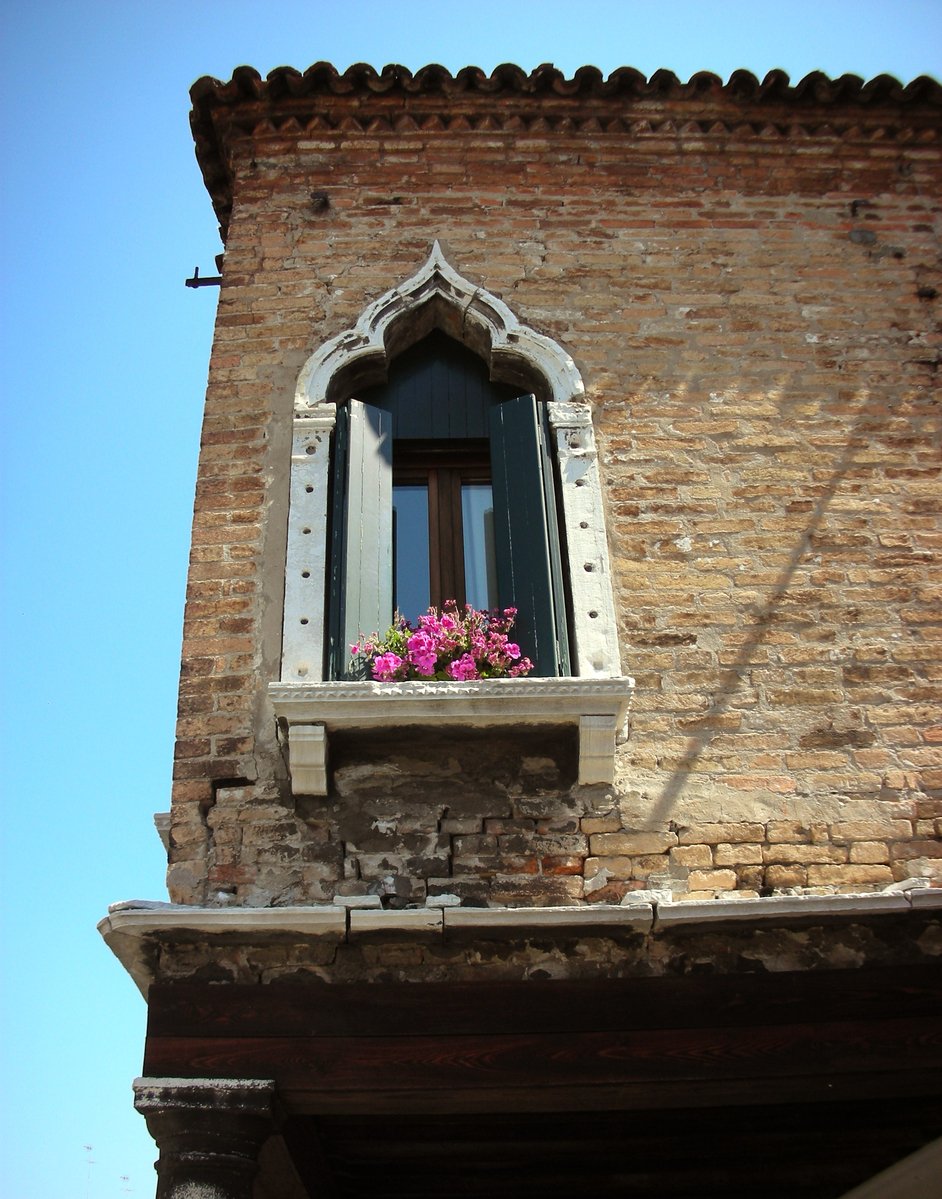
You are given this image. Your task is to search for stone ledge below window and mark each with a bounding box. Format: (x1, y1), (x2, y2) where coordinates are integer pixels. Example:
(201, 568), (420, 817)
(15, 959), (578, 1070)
(268, 676), (634, 795)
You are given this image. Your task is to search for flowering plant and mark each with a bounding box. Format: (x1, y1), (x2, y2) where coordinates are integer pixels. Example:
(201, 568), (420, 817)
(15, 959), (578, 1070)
(351, 601), (534, 682)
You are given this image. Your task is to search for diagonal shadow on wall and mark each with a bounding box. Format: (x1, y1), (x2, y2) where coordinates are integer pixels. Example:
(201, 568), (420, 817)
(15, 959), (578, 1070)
(644, 375), (939, 828)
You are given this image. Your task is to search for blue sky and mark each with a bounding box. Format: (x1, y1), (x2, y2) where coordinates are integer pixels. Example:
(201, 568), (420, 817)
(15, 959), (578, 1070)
(1, 2), (940, 1195)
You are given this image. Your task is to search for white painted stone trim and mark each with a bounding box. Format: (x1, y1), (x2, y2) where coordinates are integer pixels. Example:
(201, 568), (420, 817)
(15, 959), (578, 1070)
(284, 242), (623, 681)
(281, 408), (336, 681)
(268, 676), (635, 792)
(548, 402), (621, 677)
(652, 891), (914, 927)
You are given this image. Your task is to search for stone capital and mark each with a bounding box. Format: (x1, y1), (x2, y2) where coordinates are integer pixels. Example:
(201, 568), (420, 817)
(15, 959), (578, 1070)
(133, 1077), (278, 1199)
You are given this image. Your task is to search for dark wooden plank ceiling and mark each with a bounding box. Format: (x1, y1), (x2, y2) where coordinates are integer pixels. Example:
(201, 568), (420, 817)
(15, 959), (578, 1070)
(144, 966), (942, 1198)
(284, 1103), (942, 1199)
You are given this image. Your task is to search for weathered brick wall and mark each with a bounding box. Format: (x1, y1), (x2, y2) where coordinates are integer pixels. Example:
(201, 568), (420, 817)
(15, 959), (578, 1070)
(168, 69), (941, 907)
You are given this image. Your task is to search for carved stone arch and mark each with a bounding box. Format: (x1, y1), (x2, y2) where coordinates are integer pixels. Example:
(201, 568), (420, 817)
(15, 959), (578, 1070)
(294, 241), (586, 410)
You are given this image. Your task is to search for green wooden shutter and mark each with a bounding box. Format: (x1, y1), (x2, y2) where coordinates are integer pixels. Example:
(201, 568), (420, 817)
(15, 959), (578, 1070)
(327, 400), (394, 678)
(490, 396), (570, 677)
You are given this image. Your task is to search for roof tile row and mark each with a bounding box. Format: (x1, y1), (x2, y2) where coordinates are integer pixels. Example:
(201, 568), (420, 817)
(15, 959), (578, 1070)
(190, 62), (941, 106)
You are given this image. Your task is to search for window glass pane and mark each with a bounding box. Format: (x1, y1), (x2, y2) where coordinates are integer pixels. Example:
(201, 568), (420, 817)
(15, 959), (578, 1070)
(393, 484), (430, 624)
(462, 484), (498, 611)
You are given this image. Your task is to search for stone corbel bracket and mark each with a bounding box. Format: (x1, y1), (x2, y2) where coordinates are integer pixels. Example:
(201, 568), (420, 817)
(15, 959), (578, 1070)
(269, 676), (634, 795)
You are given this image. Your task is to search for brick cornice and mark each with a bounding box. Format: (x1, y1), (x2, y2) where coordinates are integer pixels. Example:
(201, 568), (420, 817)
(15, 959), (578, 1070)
(189, 62), (942, 238)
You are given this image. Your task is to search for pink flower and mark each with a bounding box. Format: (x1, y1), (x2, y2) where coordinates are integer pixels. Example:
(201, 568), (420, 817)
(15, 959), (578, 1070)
(353, 604), (532, 683)
(418, 612), (441, 634)
(371, 652), (404, 681)
(446, 653), (479, 681)
(406, 630), (438, 676)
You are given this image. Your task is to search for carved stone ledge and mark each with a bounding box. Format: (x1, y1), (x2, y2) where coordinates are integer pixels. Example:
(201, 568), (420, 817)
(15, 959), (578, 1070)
(269, 676), (634, 794)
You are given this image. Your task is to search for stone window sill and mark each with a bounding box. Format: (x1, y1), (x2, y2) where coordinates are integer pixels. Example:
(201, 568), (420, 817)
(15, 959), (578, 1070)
(268, 676), (634, 795)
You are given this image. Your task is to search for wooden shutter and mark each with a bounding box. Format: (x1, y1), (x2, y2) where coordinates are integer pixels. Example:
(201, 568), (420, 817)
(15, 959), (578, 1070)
(490, 396), (570, 677)
(327, 400), (393, 678)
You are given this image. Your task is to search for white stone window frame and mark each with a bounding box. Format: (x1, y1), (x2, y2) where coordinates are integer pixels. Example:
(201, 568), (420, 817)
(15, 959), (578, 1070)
(269, 243), (632, 790)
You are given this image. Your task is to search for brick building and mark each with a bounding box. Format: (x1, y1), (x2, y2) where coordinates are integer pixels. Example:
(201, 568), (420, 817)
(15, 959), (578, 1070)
(101, 63), (942, 1197)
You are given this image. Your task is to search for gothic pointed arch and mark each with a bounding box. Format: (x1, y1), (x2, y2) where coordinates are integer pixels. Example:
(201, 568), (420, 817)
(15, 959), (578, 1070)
(294, 241), (586, 409)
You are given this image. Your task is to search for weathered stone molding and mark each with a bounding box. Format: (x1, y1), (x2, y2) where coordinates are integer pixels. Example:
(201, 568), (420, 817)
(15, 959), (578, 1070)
(99, 904), (346, 994)
(102, 890), (942, 995)
(269, 676), (634, 792)
(269, 676), (635, 705)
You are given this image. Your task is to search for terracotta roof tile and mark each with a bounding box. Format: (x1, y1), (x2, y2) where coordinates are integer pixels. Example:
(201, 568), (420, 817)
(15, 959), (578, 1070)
(191, 61), (940, 105)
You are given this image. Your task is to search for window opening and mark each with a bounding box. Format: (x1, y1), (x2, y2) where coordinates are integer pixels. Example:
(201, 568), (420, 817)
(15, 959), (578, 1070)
(391, 484), (430, 624)
(461, 483), (498, 612)
(328, 334), (570, 678)
(393, 440), (495, 622)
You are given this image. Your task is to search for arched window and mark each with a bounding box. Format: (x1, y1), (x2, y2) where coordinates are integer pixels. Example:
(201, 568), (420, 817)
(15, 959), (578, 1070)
(327, 331), (570, 678)
(270, 245), (632, 793)
(279, 243), (622, 685)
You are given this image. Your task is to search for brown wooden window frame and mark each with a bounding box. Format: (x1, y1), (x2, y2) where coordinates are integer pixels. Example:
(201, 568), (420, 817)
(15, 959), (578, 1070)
(393, 439), (491, 612)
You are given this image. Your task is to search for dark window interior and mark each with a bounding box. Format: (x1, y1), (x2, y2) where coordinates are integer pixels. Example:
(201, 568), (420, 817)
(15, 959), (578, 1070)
(360, 329), (517, 439)
(330, 330), (569, 677)
(362, 333), (514, 620)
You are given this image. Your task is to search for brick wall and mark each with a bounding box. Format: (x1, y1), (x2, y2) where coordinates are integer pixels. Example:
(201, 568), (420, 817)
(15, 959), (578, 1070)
(167, 68), (941, 907)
